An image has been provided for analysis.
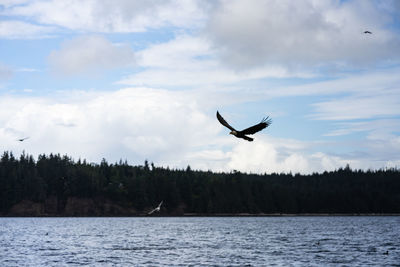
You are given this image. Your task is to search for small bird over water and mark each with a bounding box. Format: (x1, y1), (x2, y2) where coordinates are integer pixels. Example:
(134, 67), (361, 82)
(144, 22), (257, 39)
(148, 201), (163, 215)
(17, 137), (29, 142)
(364, 30), (372, 34)
(216, 111), (271, 142)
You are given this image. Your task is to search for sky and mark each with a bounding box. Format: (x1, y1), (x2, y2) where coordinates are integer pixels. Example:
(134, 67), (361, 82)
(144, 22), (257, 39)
(0, 0), (400, 174)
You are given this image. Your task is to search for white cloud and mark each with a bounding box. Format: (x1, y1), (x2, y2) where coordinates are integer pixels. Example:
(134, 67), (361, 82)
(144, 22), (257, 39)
(278, 69), (400, 98)
(3, 0), (207, 33)
(48, 35), (135, 75)
(206, 0), (400, 70)
(117, 35), (308, 88)
(324, 119), (400, 137)
(17, 68), (40, 72)
(303, 69), (400, 130)
(312, 89), (400, 121)
(136, 35), (213, 69)
(225, 135), (400, 174)
(118, 64), (291, 88)
(226, 136), (364, 174)
(0, 20), (54, 39)
(0, 87), (219, 166)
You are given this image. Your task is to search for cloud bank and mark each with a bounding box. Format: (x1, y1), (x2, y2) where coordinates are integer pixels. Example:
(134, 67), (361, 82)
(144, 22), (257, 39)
(1, 86), (397, 174)
(206, 0), (400, 70)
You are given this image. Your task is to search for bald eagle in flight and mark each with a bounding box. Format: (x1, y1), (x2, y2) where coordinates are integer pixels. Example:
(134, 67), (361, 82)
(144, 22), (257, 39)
(364, 31), (372, 34)
(216, 111), (271, 141)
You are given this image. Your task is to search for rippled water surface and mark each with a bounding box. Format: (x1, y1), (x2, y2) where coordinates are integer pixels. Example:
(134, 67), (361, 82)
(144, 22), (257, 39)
(1, 216), (399, 266)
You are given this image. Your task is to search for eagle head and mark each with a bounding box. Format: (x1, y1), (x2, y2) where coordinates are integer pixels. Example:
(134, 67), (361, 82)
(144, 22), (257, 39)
(229, 130), (238, 136)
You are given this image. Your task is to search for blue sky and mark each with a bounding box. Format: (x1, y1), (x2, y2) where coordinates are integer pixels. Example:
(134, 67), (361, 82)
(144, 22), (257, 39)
(1, 0), (400, 173)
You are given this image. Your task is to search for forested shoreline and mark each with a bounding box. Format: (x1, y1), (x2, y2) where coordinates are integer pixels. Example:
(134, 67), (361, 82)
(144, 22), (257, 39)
(1, 151), (399, 216)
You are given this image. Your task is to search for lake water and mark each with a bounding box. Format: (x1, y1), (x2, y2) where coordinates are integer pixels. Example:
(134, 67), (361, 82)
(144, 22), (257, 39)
(0, 216), (399, 266)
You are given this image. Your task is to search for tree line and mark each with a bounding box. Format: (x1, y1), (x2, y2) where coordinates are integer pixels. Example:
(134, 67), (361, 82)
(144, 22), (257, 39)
(0, 151), (399, 215)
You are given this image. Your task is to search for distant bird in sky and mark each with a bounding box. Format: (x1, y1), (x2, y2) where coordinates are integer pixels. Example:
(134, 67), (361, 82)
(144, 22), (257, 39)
(364, 30), (372, 34)
(216, 111), (271, 142)
(17, 137), (29, 142)
(148, 201), (163, 215)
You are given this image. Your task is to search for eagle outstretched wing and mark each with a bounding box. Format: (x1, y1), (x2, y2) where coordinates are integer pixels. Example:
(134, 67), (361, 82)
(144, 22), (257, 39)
(216, 111), (236, 132)
(240, 117), (272, 135)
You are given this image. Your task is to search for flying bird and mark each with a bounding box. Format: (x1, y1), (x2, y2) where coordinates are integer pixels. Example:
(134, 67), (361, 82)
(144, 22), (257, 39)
(148, 201), (163, 215)
(17, 137), (29, 142)
(364, 31), (372, 34)
(216, 111), (271, 142)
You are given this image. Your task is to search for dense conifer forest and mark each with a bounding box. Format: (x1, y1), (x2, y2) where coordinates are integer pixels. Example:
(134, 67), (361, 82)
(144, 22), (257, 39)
(0, 151), (399, 216)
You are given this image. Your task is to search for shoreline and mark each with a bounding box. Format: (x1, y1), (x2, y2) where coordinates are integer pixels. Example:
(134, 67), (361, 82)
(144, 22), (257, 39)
(1, 213), (400, 217)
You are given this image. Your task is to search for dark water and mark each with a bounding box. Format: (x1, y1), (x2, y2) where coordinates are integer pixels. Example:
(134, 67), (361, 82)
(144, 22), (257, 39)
(0, 216), (399, 266)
